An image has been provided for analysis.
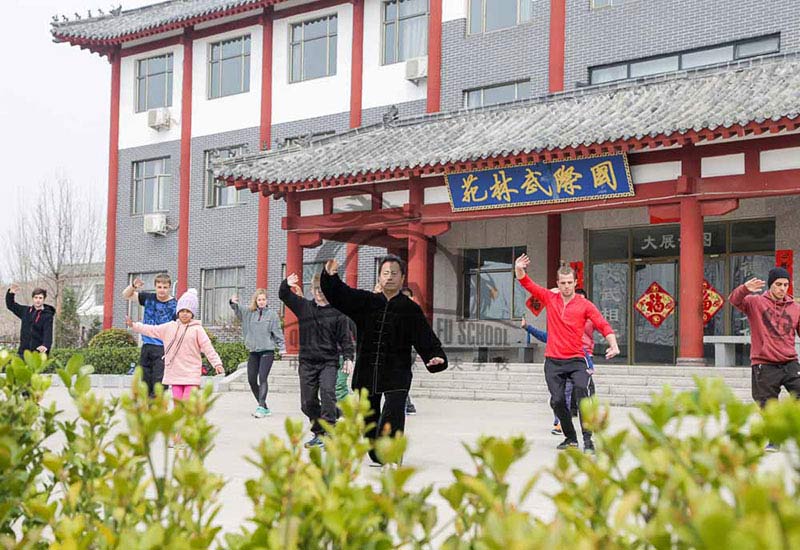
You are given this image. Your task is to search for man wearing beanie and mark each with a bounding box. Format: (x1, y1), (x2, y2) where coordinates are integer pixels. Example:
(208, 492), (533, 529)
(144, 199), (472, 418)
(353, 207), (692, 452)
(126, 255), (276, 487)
(729, 266), (800, 451)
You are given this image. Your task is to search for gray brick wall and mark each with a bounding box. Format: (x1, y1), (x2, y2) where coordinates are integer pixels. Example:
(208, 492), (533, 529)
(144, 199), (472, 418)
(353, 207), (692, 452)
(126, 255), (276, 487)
(114, 140), (181, 326)
(439, 9), (551, 113)
(564, 0), (800, 91)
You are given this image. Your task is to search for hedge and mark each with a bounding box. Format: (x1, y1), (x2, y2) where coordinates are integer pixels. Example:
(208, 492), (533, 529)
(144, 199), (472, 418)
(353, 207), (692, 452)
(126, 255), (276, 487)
(49, 342), (250, 375)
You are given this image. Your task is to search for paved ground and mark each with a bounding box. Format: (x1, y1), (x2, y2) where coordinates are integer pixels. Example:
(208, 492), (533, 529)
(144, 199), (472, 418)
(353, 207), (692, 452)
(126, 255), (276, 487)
(42, 387), (792, 541)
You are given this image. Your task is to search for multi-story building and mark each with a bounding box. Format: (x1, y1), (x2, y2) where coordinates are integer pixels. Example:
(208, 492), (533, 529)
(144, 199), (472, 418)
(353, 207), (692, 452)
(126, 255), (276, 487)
(53, 1), (800, 364)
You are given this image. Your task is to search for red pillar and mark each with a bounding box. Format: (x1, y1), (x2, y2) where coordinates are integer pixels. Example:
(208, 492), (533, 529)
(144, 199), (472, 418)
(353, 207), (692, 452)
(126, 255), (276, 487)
(677, 196), (705, 364)
(426, 0), (443, 113)
(177, 27), (194, 296)
(346, 242), (359, 287)
(256, 10), (273, 289)
(102, 50), (121, 329)
(349, 0), (364, 128)
(548, 0), (567, 93)
(546, 214), (561, 288)
(407, 223), (431, 320)
(284, 193), (302, 356)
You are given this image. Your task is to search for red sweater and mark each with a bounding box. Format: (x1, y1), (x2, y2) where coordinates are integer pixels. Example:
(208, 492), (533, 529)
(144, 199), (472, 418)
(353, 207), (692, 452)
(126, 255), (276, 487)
(519, 275), (613, 359)
(729, 285), (800, 365)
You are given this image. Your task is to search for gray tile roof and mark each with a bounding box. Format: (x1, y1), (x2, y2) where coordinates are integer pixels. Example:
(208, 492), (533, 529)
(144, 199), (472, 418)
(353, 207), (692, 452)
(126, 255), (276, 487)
(51, 0), (267, 42)
(216, 54), (800, 189)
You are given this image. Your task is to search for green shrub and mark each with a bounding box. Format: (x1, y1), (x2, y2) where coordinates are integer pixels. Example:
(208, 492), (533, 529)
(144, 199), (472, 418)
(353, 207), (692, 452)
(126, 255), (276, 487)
(50, 347), (140, 374)
(214, 342), (248, 374)
(88, 328), (136, 348)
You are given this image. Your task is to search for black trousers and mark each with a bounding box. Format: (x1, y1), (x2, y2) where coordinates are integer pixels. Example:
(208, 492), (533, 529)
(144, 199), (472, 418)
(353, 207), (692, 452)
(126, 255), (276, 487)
(544, 358), (593, 442)
(140, 344), (166, 398)
(752, 360), (800, 408)
(365, 389), (409, 464)
(298, 360), (339, 435)
(247, 351), (274, 408)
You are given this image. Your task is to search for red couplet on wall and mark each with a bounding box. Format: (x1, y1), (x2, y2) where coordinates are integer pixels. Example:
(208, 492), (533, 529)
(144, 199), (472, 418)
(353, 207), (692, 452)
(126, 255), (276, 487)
(776, 249), (794, 295)
(570, 261), (585, 290)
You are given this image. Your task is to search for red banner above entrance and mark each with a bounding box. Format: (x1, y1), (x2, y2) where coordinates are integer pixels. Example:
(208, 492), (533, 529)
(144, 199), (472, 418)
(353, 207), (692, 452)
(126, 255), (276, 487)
(635, 281), (676, 328)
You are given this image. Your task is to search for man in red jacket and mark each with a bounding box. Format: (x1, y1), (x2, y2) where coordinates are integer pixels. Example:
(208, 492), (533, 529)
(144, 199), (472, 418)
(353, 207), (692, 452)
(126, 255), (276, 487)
(515, 254), (619, 452)
(729, 266), (800, 451)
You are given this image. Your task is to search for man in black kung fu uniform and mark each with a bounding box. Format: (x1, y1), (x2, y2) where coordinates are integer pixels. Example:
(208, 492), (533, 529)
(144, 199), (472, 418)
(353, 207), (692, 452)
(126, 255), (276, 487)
(320, 254), (447, 465)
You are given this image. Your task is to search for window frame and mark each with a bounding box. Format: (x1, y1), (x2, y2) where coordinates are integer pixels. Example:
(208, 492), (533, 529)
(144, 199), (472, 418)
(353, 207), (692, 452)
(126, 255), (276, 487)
(467, 0), (532, 35)
(464, 80), (530, 109)
(201, 266), (245, 325)
(131, 157), (171, 215)
(207, 34), (251, 99)
(204, 145), (247, 208)
(94, 284), (104, 307)
(462, 246), (527, 321)
(381, 0), (430, 65)
(589, 33), (780, 85)
(135, 53), (174, 113)
(289, 14), (338, 83)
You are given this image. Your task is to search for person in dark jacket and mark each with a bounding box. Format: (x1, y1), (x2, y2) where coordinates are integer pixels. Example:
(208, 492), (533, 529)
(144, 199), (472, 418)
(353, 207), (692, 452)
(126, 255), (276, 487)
(320, 255), (447, 466)
(279, 272), (354, 448)
(6, 284), (55, 357)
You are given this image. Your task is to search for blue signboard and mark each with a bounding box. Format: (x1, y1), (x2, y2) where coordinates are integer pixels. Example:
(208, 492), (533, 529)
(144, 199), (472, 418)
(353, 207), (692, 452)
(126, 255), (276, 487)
(445, 153), (634, 212)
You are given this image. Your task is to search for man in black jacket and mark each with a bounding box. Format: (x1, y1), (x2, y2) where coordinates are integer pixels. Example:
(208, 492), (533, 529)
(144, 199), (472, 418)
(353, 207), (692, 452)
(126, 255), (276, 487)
(279, 273), (354, 448)
(320, 255), (447, 465)
(6, 284), (55, 357)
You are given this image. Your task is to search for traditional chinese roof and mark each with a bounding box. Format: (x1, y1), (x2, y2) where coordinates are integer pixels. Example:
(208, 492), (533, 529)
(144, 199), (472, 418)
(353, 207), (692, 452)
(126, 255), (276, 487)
(50, 0), (273, 47)
(216, 54), (800, 192)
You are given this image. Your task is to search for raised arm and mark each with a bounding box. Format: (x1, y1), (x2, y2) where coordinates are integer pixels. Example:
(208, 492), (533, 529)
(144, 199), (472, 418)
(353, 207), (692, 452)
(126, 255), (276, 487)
(129, 319), (171, 340)
(228, 296), (243, 321)
(5, 287), (25, 319)
(278, 276), (306, 316)
(729, 278), (764, 313)
(122, 277), (144, 302)
(319, 261), (374, 319)
(514, 254), (550, 304)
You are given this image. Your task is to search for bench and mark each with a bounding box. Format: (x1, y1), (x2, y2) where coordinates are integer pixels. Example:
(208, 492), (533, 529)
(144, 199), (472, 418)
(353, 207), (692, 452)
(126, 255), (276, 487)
(704, 335), (800, 367)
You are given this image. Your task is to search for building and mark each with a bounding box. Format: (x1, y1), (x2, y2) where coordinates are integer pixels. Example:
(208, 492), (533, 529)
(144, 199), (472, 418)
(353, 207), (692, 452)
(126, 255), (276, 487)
(52, 0), (800, 365)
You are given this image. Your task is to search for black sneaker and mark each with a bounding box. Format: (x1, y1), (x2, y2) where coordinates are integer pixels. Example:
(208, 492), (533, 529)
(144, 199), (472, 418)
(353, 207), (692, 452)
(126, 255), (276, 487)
(304, 435), (324, 448)
(583, 440), (596, 454)
(405, 402), (417, 415)
(368, 449), (383, 467)
(556, 438), (578, 450)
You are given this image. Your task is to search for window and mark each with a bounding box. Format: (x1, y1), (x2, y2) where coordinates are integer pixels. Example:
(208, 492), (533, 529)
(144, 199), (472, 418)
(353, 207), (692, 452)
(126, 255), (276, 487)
(468, 0), (532, 34)
(463, 247), (527, 320)
(135, 54), (173, 112)
(591, 0), (626, 7)
(205, 146), (247, 208)
(589, 34), (780, 84)
(208, 35), (251, 98)
(132, 158), (171, 215)
(94, 284), (104, 306)
(127, 272), (168, 322)
(465, 80), (530, 108)
(290, 15), (337, 82)
(201, 267), (244, 325)
(382, 0), (428, 65)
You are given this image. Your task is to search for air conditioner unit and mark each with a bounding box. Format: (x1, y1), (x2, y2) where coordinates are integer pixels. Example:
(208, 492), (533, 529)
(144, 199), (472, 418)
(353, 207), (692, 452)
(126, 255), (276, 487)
(405, 56), (428, 83)
(147, 107), (171, 131)
(143, 213), (167, 235)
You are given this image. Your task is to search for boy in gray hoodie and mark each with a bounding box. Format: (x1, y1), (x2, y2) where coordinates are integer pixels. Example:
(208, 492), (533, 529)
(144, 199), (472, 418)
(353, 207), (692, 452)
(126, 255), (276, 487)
(230, 289), (286, 418)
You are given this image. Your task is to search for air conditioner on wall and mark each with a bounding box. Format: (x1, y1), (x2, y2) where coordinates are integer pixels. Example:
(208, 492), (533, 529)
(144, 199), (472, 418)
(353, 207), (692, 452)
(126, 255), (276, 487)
(143, 213), (167, 235)
(147, 107), (171, 131)
(405, 56), (428, 83)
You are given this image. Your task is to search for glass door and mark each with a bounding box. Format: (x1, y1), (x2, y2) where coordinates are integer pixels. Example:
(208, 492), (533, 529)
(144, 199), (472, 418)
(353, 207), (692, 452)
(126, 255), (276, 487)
(633, 261), (677, 364)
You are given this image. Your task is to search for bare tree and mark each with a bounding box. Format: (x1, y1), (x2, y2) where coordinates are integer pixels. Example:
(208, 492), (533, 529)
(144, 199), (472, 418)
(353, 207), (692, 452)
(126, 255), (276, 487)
(5, 175), (104, 339)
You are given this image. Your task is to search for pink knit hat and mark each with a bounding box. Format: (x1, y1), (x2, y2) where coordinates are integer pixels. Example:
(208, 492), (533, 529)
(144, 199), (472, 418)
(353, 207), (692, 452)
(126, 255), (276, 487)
(176, 288), (199, 318)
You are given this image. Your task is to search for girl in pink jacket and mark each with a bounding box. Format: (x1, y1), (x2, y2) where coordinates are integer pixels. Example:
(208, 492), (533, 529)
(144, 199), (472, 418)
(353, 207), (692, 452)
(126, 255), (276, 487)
(126, 288), (224, 401)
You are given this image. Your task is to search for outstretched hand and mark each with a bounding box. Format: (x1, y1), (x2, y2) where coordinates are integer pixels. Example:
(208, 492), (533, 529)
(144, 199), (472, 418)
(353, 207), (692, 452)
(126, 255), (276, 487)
(230, 294), (238, 304)
(744, 277), (765, 293)
(325, 259), (339, 276)
(132, 277), (144, 289)
(519, 316), (527, 329)
(426, 357), (445, 367)
(287, 273), (299, 287)
(605, 344), (620, 360)
(9, 283), (20, 294)
(514, 254), (530, 279)
(124, 315), (133, 328)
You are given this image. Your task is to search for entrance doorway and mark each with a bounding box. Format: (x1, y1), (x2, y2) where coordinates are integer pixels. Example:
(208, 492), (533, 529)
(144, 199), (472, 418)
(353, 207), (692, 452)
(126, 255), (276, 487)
(633, 261), (677, 364)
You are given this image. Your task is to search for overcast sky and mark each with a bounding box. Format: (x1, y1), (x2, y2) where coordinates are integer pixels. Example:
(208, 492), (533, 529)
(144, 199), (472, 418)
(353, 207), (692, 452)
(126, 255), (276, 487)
(0, 1), (152, 275)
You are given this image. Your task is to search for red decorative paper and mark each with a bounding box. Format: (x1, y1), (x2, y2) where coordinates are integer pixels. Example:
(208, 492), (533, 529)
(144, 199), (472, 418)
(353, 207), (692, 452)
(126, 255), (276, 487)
(634, 281), (676, 328)
(702, 279), (725, 326)
(776, 249), (794, 295)
(526, 296), (544, 317)
(570, 261), (585, 290)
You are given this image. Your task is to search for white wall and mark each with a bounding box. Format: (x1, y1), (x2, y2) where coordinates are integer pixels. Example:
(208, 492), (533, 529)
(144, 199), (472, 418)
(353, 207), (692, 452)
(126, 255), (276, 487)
(361, 0), (428, 110)
(271, 3), (353, 124)
(442, 0), (468, 22)
(192, 24), (263, 137)
(119, 45), (183, 150)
